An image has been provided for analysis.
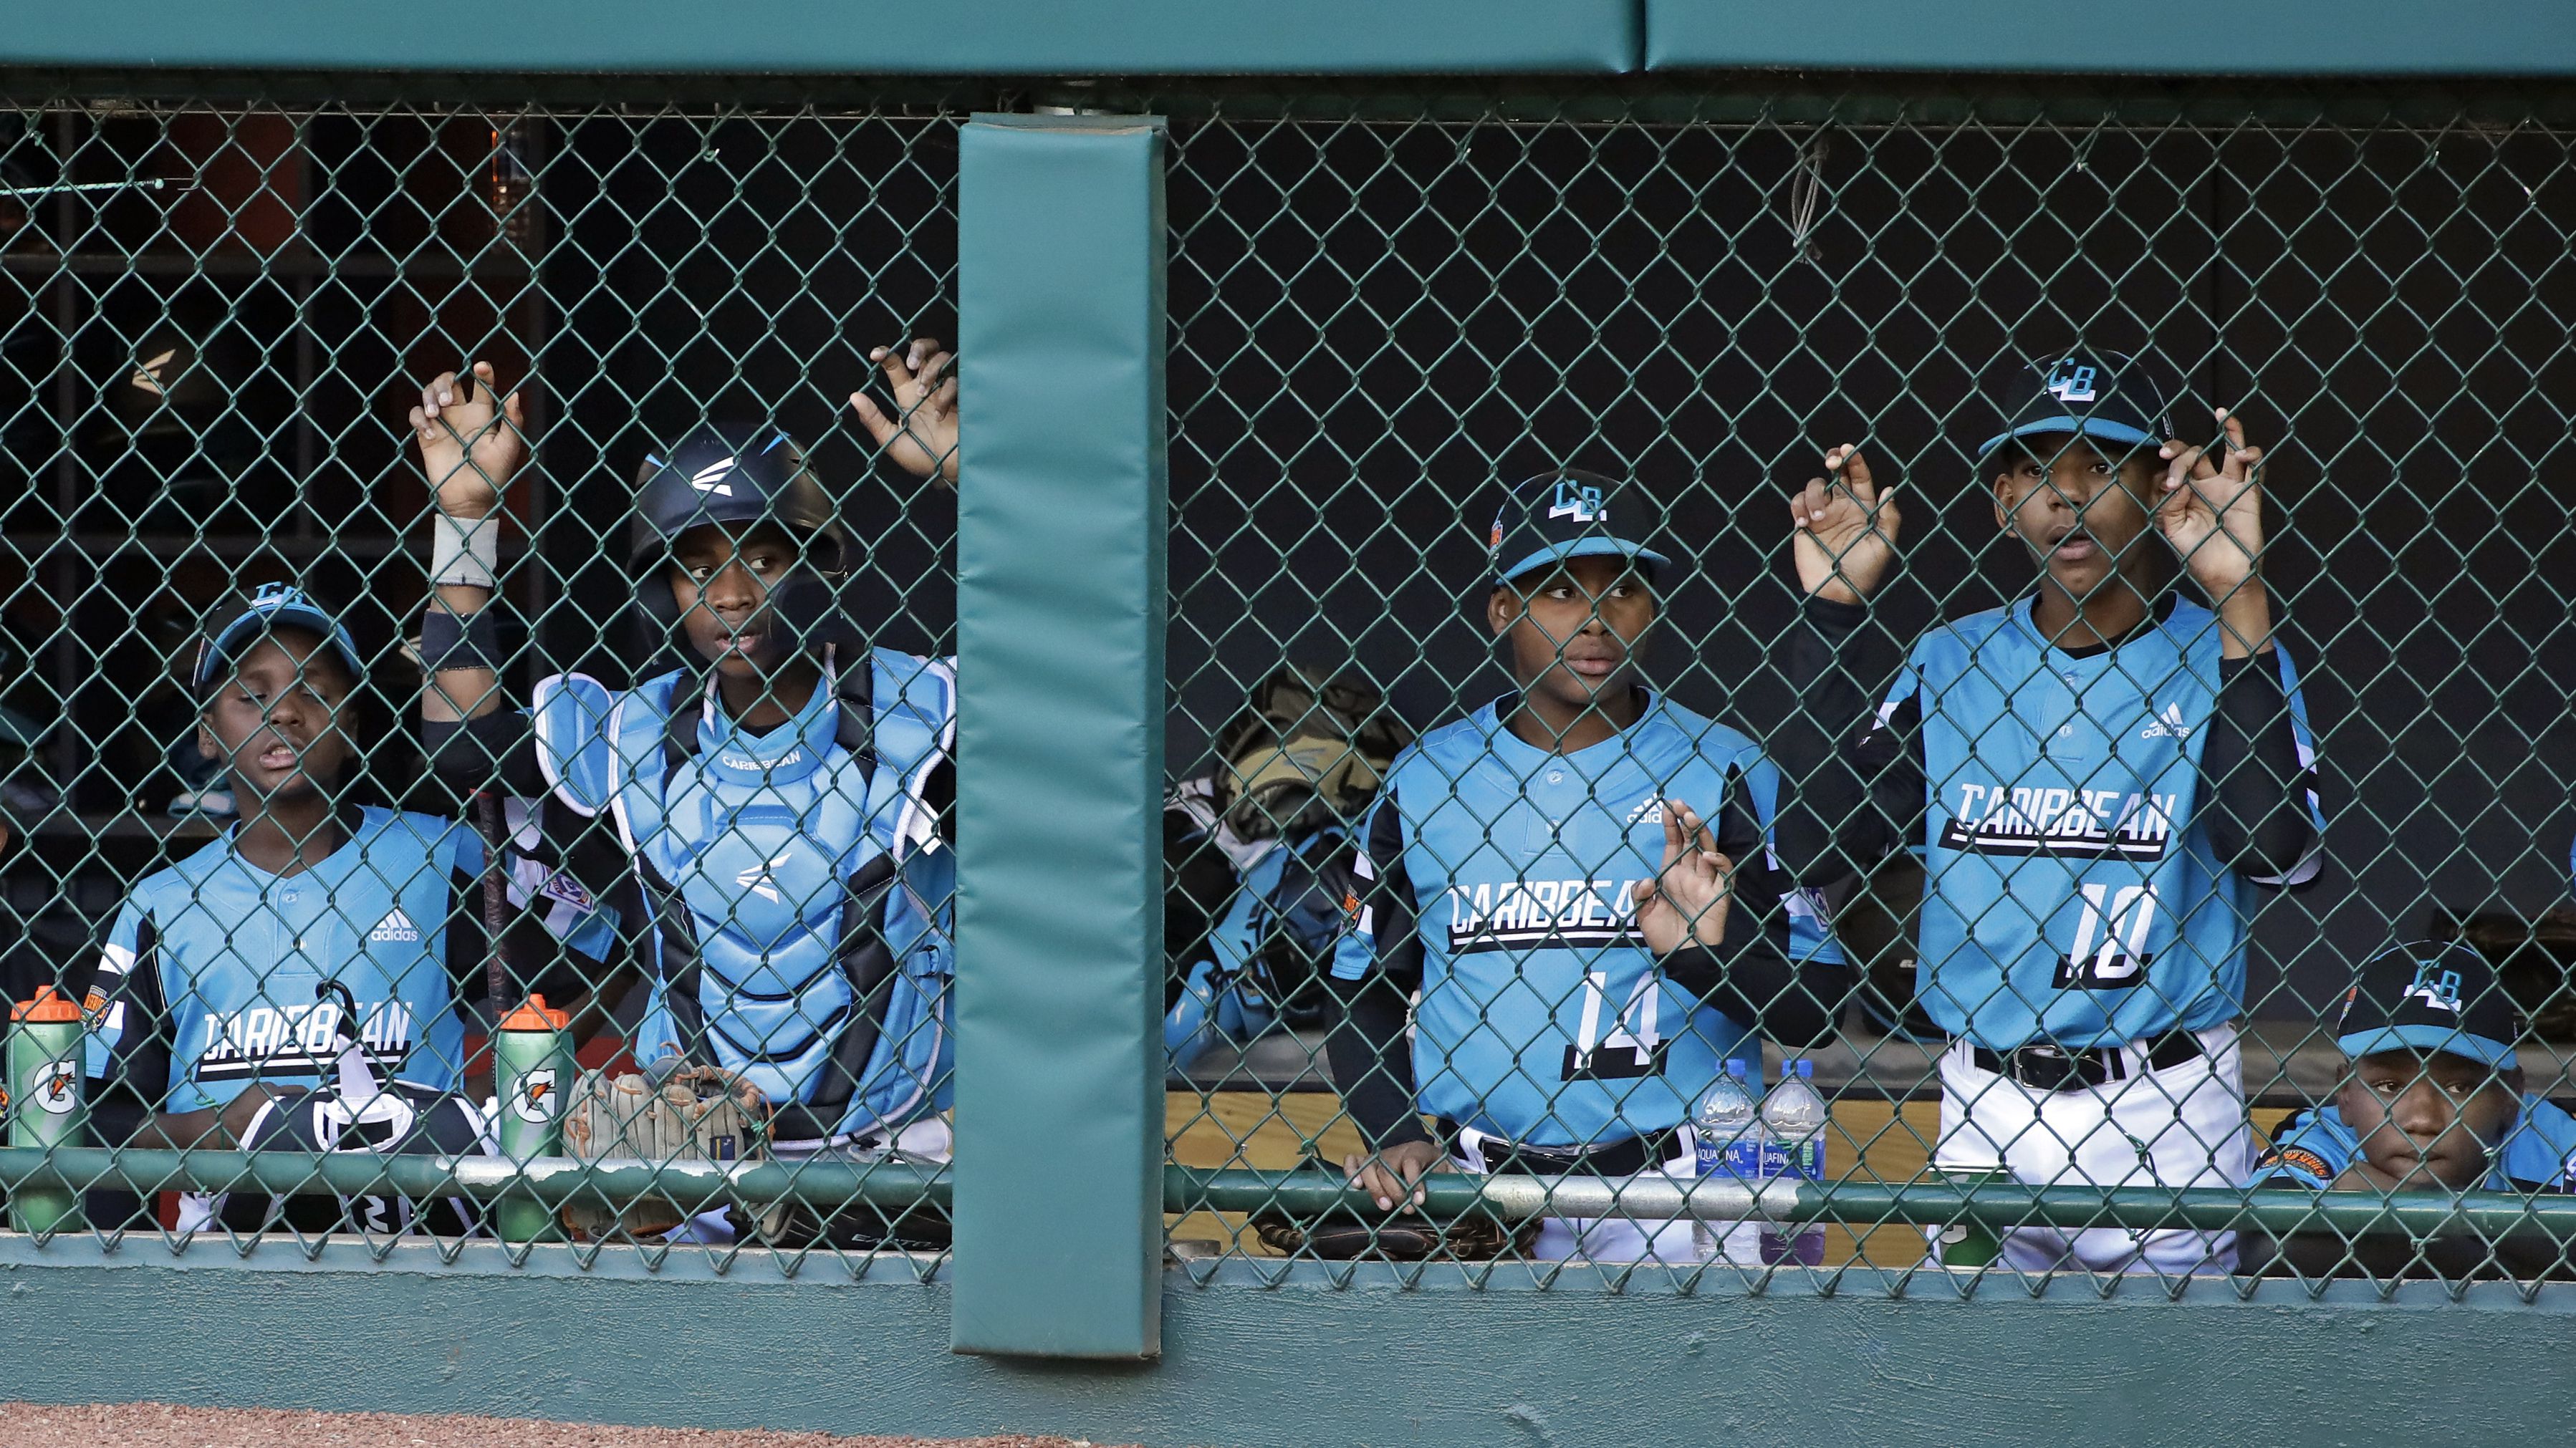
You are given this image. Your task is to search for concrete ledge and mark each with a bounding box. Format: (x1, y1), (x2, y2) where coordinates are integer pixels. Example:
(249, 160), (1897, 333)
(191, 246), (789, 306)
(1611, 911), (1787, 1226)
(1643, 0), (2576, 76)
(0, 1), (1640, 76)
(6, 1238), (2575, 1447)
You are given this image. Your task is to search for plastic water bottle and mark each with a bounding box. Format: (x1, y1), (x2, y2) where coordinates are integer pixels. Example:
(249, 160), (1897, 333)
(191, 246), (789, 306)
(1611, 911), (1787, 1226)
(1758, 1059), (1829, 1266)
(1690, 1060), (1759, 1260)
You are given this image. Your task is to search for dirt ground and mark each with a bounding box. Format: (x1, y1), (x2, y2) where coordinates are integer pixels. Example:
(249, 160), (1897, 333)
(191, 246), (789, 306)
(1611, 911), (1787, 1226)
(0, 1403), (1145, 1448)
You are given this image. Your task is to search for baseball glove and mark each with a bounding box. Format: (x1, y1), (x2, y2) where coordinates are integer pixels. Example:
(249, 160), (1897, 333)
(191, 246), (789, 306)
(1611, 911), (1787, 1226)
(559, 1068), (766, 1241)
(1249, 1203), (1534, 1261)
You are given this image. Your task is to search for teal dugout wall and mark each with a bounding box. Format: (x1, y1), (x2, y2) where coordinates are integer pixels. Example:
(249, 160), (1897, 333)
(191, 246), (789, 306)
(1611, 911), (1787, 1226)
(13, 1), (2576, 76)
(1644, 0), (2576, 74)
(952, 115), (1170, 1360)
(0, 0), (1639, 74)
(11, 1245), (2576, 1446)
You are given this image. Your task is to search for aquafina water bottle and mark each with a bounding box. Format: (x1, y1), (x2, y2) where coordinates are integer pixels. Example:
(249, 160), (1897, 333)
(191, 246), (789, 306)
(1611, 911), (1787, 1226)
(1690, 1059), (1759, 1260)
(1758, 1058), (1830, 1265)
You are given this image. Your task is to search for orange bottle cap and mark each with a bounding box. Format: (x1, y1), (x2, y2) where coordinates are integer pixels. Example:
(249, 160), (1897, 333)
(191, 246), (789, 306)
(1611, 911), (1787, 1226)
(11, 985), (83, 1023)
(499, 993), (570, 1032)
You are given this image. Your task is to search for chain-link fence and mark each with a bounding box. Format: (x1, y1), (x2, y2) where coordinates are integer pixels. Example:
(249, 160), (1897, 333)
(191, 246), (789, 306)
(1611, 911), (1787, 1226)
(1, 82), (2572, 1296)
(1153, 85), (2576, 1294)
(0, 93), (964, 1274)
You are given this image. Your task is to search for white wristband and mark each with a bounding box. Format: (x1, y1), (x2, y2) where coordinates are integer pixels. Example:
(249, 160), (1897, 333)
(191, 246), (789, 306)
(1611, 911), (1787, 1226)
(429, 510), (501, 591)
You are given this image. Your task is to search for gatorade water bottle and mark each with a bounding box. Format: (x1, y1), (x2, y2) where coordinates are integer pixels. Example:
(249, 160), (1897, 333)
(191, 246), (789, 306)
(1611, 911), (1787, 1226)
(494, 994), (574, 1243)
(8, 985), (87, 1233)
(1690, 1060), (1759, 1260)
(1757, 1059), (1828, 1267)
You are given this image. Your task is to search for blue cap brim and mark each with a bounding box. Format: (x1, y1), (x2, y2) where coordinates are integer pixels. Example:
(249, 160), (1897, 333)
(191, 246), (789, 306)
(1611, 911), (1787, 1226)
(2337, 1025), (2519, 1071)
(196, 605), (365, 692)
(1976, 417), (2158, 461)
(1497, 537), (1671, 586)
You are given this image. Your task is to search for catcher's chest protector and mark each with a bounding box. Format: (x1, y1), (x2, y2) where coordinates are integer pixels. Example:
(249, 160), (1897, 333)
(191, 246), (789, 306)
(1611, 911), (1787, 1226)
(533, 650), (956, 1141)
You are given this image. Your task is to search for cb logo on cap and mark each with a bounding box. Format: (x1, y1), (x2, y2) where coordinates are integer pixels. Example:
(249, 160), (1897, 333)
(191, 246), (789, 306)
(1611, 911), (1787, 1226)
(1547, 479), (1607, 523)
(2406, 963), (2466, 1015)
(2044, 359), (2098, 404)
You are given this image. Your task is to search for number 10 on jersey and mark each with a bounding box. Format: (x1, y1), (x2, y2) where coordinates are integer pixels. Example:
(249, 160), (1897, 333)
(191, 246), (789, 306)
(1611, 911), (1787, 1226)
(2054, 882), (2158, 989)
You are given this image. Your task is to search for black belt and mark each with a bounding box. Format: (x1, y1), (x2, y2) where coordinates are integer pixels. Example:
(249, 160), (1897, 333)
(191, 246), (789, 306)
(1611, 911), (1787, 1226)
(1966, 1027), (2207, 1092)
(1438, 1121), (1685, 1177)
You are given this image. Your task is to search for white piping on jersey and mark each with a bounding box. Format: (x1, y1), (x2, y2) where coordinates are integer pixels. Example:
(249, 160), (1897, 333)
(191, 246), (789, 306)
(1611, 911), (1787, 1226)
(605, 690), (642, 858)
(531, 672), (605, 819)
(95, 940), (136, 979)
(887, 654), (957, 862)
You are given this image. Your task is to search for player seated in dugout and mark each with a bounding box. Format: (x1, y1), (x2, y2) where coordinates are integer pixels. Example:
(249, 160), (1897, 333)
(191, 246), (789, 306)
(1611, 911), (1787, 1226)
(2240, 940), (2576, 1282)
(1775, 348), (2323, 1277)
(406, 346), (958, 1249)
(1326, 468), (1848, 1266)
(77, 586), (624, 1238)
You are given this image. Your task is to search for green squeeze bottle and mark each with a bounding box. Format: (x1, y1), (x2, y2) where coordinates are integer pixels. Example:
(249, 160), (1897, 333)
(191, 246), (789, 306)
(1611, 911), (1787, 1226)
(494, 994), (575, 1242)
(8, 986), (88, 1233)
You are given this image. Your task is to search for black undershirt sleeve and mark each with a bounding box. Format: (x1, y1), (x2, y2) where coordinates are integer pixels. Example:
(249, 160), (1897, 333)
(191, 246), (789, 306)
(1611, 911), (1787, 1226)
(80, 912), (168, 1227)
(1774, 596), (1926, 887)
(445, 859), (494, 1011)
(1323, 794), (1433, 1152)
(81, 912), (168, 1147)
(2196, 650), (2319, 885)
(445, 811), (623, 1015)
(1658, 764), (1852, 1051)
(423, 707), (545, 798)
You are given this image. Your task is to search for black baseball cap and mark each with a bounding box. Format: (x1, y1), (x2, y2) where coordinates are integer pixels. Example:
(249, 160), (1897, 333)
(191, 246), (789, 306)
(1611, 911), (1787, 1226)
(2335, 940), (2524, 1071)
(193, 582), (367, 695)
(1488, 468), (1671, 586)
(1976, 347), (2182, 463)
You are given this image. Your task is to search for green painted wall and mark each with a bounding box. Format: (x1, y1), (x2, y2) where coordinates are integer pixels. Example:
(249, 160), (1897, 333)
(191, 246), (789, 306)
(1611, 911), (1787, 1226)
(1644, 0), (2576, 75)
(13, 1), (2576, 77)
(4, 1242), (2572, 1447)
(0, 1), (1640, 74)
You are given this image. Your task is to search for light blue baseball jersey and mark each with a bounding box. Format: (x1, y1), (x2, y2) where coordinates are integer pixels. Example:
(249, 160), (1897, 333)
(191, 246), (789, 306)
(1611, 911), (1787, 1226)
(84, 806), (615, 1113)
(2256, 1096), (2576, 1193)
(1332, 692), (1839, 1147)
(1885, 596), (2322, 1048)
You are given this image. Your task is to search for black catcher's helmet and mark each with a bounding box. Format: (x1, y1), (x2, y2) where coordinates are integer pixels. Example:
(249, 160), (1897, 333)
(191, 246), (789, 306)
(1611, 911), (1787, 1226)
(628, 423), (858, 650)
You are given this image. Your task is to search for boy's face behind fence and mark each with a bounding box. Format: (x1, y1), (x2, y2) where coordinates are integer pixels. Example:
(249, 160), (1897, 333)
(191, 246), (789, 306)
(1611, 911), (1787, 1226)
(2335, 1048), (2523, 1190)
(1486, 554), (1655, 713)
(1991, 434), (2162, 598)
(668, 521), (804, 682)
(197, 629), (354, 805)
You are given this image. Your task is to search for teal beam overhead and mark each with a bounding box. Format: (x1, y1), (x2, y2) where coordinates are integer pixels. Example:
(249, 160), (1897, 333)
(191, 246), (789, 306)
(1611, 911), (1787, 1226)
(949, 113), (1169, 1360)
(1643, 1), (2576, 75)
(0, 1), (1640, 74)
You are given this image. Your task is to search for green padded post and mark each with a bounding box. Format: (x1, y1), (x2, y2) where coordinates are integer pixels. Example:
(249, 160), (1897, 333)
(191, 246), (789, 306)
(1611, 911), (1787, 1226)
(950, 113), (1169, 1360)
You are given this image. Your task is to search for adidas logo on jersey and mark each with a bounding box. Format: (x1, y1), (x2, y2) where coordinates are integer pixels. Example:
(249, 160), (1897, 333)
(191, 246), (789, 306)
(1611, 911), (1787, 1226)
(2138, 703), (2195, 740)
(1623, 798), (1666, 826)
(367, 909), (420, 943)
